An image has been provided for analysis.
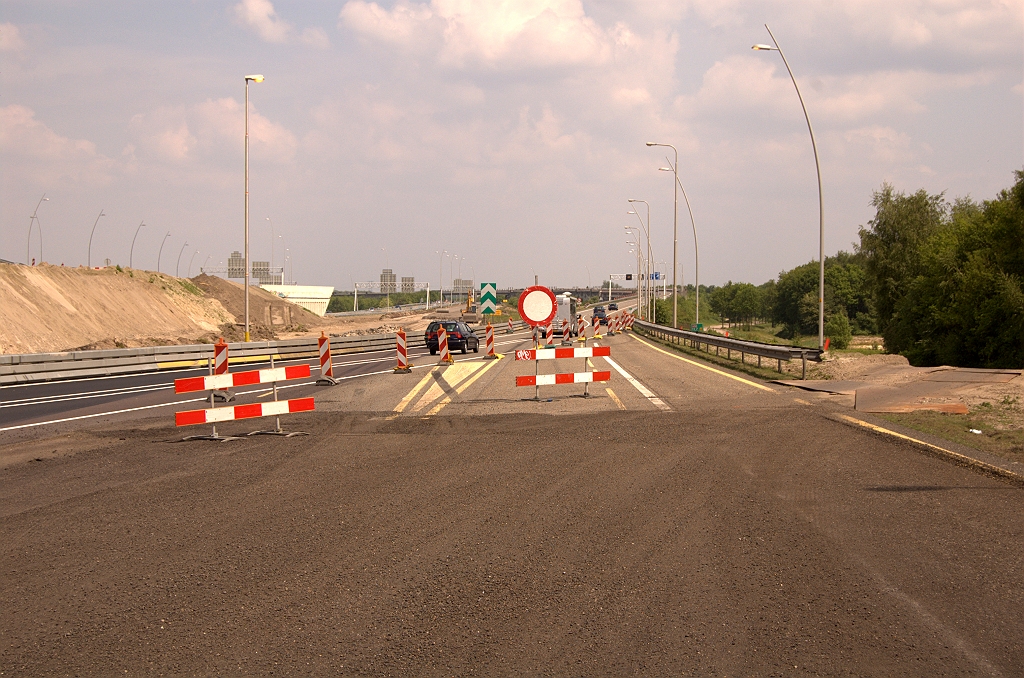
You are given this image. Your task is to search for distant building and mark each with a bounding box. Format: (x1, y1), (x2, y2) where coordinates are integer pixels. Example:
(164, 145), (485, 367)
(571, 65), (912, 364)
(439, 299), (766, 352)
(400, 276), (415, 293)
(261, 285), (334, 317)
(252, 261), (282, 285)
(453, 278), (473, 295)
(228, 251), (244, 279)
(380, 268), (396, 293)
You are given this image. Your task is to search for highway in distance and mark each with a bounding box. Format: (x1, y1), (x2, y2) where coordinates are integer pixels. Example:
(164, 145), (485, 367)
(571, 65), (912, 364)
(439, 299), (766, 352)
(1, 327), (1022, 675)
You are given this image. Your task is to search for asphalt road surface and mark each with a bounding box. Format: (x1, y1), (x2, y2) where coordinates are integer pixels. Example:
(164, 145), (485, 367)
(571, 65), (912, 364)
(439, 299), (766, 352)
(2, 328), (1022, 675)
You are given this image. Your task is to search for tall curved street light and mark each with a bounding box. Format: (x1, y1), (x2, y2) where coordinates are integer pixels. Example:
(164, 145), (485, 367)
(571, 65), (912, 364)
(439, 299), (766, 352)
(627, 199), (652, 320)
(188, 250), (199, 277)
(175, 242), (190, 277)
(754, 26), (824, 349)
(243, 73), (264, 342)
(129, 221), (145, 269)
(87, 209), (106, 268)
(27, 194), (49, 265)
(156, 231), (171, 273)
(203, 254), (212, 272)
(659, 161), (701, 329)
(646, 142), (678, 327)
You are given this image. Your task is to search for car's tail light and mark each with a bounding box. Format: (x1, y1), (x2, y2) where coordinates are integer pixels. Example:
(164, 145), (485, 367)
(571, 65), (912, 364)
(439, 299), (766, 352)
(453, 332), (463, 339)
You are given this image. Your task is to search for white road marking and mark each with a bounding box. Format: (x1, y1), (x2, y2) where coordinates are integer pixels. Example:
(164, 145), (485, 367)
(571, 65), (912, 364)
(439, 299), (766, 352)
(602, 356), (671, 411)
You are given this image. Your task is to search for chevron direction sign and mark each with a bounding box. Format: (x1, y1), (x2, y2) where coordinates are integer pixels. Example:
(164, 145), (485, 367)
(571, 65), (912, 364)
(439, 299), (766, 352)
(480, 282), (497, 315)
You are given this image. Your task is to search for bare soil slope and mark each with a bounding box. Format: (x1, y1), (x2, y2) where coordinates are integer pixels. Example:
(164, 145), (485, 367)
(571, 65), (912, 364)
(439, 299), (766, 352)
(0, 264), (234, 354)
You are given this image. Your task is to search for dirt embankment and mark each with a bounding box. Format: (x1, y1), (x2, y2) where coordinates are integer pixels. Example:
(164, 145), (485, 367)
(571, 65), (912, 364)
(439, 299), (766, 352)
(0, 264), (455, 355)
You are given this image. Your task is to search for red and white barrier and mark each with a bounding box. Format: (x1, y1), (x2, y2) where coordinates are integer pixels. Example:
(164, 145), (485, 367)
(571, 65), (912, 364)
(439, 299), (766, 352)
(516, 371), (611, 387)
(484, 324), (497, 359)
(317, 332), (338, 385)
(576, 316), (587, 342)
(214, 337), (228, 375)
(438, 326), (453, 364)
(175, 364), (311, 393)
(592, 319), (603, 338)
(546, 323), (555, 346)
(562, 319), (571, 344)
(507, 318), (514, 334)
(515, 346), (610, 361)
(395, 329), (412, 373)
(176, 397), (315, 426)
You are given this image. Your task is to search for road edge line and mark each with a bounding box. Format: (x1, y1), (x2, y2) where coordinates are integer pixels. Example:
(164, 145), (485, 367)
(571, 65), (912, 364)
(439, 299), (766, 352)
(628, 332), (775, 392)
(602, 355), (671, 411)
(834, 413), (1024, 487)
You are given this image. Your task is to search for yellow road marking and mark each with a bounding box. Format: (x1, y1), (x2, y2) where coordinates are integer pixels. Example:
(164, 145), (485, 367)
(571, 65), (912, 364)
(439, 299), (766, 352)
(393, 367), (437, 413)
(629, 333), (775, 392)
(411, 362), (486, 413)
(423, 358), (500, 417)
(836, 414), (1024, 484)
(606, 388), (626, 410)
(794, 398), (811, 405)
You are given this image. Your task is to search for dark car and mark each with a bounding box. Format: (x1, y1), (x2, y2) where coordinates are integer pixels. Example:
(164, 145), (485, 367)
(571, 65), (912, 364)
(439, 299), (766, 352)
(608, 303), (618, 311)
(425, 321), (479, 354)
(592, 307), (608, 326)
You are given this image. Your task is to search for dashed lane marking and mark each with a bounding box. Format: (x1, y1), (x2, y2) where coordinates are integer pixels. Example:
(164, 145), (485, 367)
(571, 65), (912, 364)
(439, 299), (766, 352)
(606, 388), (626, 410)
(628, 333), (776, 392)
(422, 358), (500, 417)
(601, 355), (671, 411)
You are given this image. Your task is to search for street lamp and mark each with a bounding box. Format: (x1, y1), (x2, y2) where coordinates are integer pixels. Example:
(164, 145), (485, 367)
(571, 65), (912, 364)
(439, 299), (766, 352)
(243, 73), (264, 342)
(27, 194), (49, 265)
(754, 26), (825, 349)
(187, 249), (199, 277)
(203, 253), (212, 272)
(175, 241), (189, 277)
(130, 221), (145, 269)
(659, 162), (701, 329)
(86, 209), (106, 268)
(627, 199), (652, 320)
(156, 231), (171, 273)
(266, 216), (275, 271)
(646, 142), (679, 327)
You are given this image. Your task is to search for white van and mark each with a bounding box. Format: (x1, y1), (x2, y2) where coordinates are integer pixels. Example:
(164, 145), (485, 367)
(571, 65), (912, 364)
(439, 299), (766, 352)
(553, 293), (579, 335)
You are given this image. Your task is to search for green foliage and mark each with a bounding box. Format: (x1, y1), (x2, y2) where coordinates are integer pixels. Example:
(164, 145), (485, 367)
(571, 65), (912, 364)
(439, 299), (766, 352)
(824, 311), (852, 349)
(773, 251), (873, 338)
(178, 279), (202, 296)
(863, 171), (1024, 367)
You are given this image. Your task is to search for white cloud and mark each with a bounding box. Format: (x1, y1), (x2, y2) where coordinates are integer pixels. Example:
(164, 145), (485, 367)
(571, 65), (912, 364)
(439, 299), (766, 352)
(340, 0), (615, 69)
(0, 105), (116, 186)
(233, 0), (330, 48)
(0, 22), (26, 52)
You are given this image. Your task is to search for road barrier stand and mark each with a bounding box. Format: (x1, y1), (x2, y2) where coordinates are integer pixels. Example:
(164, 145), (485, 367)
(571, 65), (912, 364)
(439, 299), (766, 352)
(561, 319), (572, 346)
(438, 327), (454, 365)
(394, 329), (413, 373)
(576, 316), (588, 344)
(607, 314), (618, 336)
(484, 324), (499, 360)
(507, 318), (514, 334)
(514, 346), (612, 400)
(174, 359), (313, 441)
(317, 332), (339, 385)
(592, 318), (603, 340)
(546, 323), (555, 347)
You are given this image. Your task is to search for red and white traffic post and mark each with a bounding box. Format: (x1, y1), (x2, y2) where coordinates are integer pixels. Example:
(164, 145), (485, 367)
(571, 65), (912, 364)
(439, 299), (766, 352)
(437, 326), (454, 364)
(317, 332), (339, 385)
(546, 323), (555, 347)
(561, 318), (571, 345)
(484, 323), (498, 360)
(394, 329), (412, 373)
(210, 337), (234, 402)
(507, 318), (514, 334)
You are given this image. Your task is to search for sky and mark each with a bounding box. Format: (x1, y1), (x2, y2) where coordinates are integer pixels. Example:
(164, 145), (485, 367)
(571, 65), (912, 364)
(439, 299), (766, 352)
(1, 0), (1022, 291)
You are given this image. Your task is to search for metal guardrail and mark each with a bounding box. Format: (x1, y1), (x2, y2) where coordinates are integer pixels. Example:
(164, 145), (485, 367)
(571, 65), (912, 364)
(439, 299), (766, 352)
(632, 318), (822, 379)
(0, 319), (531, 386)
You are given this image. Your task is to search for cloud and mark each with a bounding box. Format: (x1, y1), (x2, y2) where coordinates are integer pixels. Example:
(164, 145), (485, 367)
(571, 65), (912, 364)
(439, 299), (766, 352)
(128, 98), (297, 165)
(0, 22), (26, 52)
(233, 0), (330, 48)
(340, 0), (615, 69)
(0, 105), (116, 186)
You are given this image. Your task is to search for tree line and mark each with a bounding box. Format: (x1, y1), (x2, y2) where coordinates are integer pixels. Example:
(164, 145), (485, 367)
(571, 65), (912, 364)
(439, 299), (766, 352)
(655, 170), (1023, 367)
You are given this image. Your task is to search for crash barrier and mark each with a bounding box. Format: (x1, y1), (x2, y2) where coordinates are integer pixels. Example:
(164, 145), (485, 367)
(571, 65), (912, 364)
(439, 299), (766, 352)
(437, 327), (453, 364)
(631, 318), (823, 379)
(395, 330), (412, 373)
(514, 346), (612, 399)
(317, 332), (338, 385)
(174, 349), (314, 440)
(0, 320), (533, 386)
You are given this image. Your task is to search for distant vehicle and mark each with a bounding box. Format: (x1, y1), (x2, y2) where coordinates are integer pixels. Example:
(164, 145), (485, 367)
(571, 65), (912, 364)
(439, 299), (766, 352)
(608, 303), (618, 311)
(425, 321), (479, 355)
(592, 307), (608, 326)
(554, 293), (578, 335)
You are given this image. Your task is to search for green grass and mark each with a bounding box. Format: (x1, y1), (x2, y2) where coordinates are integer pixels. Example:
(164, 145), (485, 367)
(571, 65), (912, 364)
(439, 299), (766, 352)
(879, 402), (1024, 463)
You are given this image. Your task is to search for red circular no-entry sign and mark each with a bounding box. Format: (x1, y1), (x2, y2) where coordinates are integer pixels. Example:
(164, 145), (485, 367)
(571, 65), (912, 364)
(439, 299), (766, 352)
(518, 286), (557, 327)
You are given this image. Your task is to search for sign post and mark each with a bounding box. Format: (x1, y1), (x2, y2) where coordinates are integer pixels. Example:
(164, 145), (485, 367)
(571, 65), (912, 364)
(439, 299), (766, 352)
(517, 286), (558, 399)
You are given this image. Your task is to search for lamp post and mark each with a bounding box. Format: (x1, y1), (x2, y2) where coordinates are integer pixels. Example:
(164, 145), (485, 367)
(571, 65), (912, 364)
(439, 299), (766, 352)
(646, 142), (678, 327)
(659, 162), (701, 329)
(86, 209), (106, 268)
(27, 194), (49, 265)
(265, 216), (275, 271)
(627, 199), (652, 320)
(129, 221), (145, 269)
(754, 26), (824, 349)
(449, 253), (457, 304)
(187, 249), (199, 277)
(243, 73), (265, 342)
(175, 241), (189, 277)
(156, 231), (171, 273)
(203, 254), (212, 272)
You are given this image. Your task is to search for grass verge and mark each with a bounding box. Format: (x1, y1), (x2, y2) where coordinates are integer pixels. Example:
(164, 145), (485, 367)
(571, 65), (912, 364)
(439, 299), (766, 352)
(879, 403), (1024, 464)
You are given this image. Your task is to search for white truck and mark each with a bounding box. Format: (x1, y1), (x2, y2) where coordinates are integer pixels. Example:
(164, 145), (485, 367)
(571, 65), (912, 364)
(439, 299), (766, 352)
(553, 292), (579, 336)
